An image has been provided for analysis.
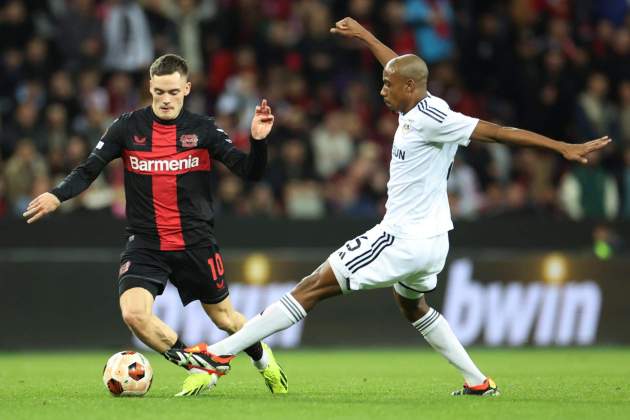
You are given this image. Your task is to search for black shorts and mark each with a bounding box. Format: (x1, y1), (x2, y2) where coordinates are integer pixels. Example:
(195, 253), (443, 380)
(118, 243), (229, 306)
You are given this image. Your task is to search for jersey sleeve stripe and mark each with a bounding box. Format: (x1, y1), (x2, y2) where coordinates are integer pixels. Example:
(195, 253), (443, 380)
(418, 107), (445, 123)
(427, 106), (446, 118)
(418, 102), (446, 122)
(91, 152), (107, 163)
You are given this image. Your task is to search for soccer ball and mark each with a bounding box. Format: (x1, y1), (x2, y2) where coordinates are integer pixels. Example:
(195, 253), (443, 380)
(102, 351), (153, 397)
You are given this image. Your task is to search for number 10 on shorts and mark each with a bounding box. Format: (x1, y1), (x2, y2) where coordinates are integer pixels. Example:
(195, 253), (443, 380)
(207, 253), (225, 288)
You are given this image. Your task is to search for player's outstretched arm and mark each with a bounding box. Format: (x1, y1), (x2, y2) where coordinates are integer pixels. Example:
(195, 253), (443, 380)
(23, 117), (124, 224)
(471, 120), (612, 164)
(23, 152), (109, 224)
(330, 17), (398, 67)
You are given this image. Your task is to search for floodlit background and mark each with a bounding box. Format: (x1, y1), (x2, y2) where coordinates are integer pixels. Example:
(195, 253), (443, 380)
(1, 0), (630, 350)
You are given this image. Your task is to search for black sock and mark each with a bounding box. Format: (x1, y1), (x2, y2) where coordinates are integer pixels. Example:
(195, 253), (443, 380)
(169, 338), (187, 351)
(162, 338), (186, 357)
(243, 342), (263, 361)
(163, 338), (188, 366)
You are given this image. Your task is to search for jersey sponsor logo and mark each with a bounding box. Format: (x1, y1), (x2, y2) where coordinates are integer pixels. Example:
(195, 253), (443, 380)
(133, 135), (147, 145)
(180, 134), (198, 148)
(392, 145), (406, 160)
(130, 155), (200, 172)
(123, 149), (211, 175)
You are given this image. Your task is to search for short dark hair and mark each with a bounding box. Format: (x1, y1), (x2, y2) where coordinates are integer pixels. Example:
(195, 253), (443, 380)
(149, 54), (188, 78)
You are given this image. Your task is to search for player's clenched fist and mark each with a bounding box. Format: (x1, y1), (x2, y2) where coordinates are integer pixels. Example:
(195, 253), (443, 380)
(330, 17), (367, 39)
(251, 99), (274, 140)
(23, 192), (60, 224)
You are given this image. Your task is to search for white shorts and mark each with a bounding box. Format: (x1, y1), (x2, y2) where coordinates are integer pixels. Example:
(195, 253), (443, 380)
(327, 224), (449, 299)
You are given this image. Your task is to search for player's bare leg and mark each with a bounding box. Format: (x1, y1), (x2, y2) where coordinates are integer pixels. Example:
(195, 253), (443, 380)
(119, 287), (178, 353)
(291, 262), (344, 310)
(202, 298), (288, 394)
(201, 298), (267, 369)
(119, 287), (195, 382)
(169, 262), (341, 378)
(393, 291), (499, 396)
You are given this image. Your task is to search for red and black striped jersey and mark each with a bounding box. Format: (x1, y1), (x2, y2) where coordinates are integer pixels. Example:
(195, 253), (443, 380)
(51, 106), (267, 250)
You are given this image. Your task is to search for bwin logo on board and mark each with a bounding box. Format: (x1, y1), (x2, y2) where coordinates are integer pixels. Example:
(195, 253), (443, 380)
(443, 259), (602, 347)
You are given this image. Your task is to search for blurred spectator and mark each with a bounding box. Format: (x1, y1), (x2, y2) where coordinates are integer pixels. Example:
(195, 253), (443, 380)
(48, 71), (81, 121)
(245, 183), (280, 217)
(619, 81), (630, 147)
(141, 0), (177, 56)
(0, 0), (34, 51)
(594, 0), (629, 27)
(0, 162), (6, 218)
(216, 174), (246, 215)
(103, 0), (154, 73)
(448, 156), (482, 219)
(4, 139), (49, 215)
(559, 152), (619, 220)
(44, 103), (70, 158)
(298, 2), (336, 84)
(267, 138), (317, 200)
(107, 72), (140, 115)
(284, 180), (325, 219)
(160, 0), (217, 74)
(623, 148), (630, 219)
(55, 0), (103, 71)
(405, 0), (454, 64)
(575, 72), (618, 141)
(23, 37), (52, 82)
(2, 102), (46, 157)
(217, 61), (260, 134)
(606, 27), (630, 87)
(311, 111), (355, 178)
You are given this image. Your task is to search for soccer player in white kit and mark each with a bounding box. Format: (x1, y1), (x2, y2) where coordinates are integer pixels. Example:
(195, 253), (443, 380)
(167, 18), (612, 396)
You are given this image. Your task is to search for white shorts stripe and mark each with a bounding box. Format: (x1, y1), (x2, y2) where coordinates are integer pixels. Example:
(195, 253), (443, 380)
(328, 224), (449, 294)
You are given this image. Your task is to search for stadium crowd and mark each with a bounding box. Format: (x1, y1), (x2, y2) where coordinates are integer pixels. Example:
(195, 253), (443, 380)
(1, 0), (629, 221)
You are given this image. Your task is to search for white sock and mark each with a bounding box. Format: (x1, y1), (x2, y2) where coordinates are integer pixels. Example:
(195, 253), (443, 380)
(252, 346), (270, 370)
(208, 293), (307, 356)
(413, 308), (486, 386)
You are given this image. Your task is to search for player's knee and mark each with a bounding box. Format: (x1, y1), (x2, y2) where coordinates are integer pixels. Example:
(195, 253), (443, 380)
(394, 292), (430, 322)
(121, 307), (151, 331)
(293, 265), (338, 311)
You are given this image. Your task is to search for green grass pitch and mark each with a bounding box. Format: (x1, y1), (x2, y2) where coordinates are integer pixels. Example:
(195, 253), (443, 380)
(1, 348), (629, 420)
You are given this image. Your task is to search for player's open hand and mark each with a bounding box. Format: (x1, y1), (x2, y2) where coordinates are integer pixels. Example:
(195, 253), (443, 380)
(23, 192), (61, 224)
(330, 17), (367, 39)
(251, 99), (274, 140)
(561, 136), (612, 164)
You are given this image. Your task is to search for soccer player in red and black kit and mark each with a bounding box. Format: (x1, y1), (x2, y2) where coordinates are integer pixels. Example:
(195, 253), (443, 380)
(23, 54), (288, 396)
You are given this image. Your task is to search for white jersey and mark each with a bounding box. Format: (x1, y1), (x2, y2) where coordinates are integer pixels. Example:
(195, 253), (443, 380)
(380, 93), (479, 239)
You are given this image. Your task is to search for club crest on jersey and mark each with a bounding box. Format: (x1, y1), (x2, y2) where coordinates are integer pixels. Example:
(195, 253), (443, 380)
(403, 123), (410, 132)
(180, 134), (198, 148)
(133, 135), (147, 145)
